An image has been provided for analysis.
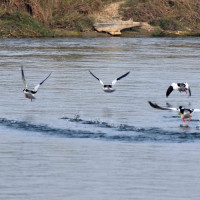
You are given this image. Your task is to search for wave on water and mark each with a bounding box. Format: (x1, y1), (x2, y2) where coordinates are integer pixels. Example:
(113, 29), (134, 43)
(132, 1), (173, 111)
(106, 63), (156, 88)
(163, 115), (200, 122)
(0, 117), (200, 143)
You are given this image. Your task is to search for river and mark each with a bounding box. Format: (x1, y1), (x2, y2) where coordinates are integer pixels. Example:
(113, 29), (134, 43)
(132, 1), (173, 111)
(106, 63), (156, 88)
(0, 37), (200, 199)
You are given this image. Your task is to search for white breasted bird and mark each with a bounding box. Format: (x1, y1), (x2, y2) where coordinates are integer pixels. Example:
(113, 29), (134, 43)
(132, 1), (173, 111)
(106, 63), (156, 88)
(166, 82), (191, 97)
(21, 66), (52, 101)
(89, 70), (130, 93)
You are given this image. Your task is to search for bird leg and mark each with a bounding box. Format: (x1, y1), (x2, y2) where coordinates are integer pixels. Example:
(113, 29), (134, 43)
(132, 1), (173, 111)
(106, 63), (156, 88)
(182, 118), (185, 123)
(186, 91), (188, 95)
(188, 117), (191, 123)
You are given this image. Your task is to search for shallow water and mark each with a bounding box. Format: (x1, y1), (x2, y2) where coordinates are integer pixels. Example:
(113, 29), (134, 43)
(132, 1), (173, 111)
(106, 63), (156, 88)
(0, 37), (200, 199)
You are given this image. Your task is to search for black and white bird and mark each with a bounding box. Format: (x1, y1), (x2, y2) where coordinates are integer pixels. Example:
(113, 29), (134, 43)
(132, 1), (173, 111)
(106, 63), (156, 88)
(148, 101), (200, 123)
(21, 66), (52, 101)
(166, 82), (191, 97)
(89, 70), (130, 93)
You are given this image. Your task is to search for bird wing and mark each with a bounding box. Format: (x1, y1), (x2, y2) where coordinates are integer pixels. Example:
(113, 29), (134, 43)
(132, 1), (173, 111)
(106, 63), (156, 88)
(89, 70), (104, 86)
(171, 83), (179, 90)
(21, 66), (28, 89)
(33, 72), (52, 92)
(166, 83), (178, 97)
(166, 85), (173, 97)
(112, 71), (130, 86)
(188, 87), (191, 96)
(148, 101), (178, 111)
(185, 83), (191, 96)
(193, 109), (200, 112)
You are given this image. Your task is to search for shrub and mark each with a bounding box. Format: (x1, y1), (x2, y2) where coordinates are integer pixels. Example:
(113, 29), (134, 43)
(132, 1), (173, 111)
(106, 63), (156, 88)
(0, 11), (54, 37)
(152, 27), (163, 36)
(119, 0), (200, 30)
(150, 18), (185, 31)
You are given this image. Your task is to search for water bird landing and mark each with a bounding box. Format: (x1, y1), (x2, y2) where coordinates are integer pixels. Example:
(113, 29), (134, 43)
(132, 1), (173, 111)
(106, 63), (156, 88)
(21, 66), (52, 101)
(89, 70), (130, 93)
(148, 101), (200, 124)
(166, 82), (191, 97)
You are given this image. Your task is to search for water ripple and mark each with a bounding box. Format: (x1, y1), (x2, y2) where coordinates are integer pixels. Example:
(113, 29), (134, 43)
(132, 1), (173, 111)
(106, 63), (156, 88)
(1, 117), (200, 143)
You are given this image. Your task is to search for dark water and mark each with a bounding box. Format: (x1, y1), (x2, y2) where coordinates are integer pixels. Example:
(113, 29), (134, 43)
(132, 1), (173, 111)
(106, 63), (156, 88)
(0, 37), (200, 199)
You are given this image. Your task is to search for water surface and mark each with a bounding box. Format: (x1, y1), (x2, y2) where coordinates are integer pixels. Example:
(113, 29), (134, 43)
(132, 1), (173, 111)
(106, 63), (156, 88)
(0, 37), (200, 199)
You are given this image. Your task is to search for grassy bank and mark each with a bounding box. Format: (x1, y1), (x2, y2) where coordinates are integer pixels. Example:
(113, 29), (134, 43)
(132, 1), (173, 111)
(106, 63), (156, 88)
(0, 10), (55, 37)
(0, 0), (200, 37)
(0, 0), (119, 37)
(119, 0), (200, 36)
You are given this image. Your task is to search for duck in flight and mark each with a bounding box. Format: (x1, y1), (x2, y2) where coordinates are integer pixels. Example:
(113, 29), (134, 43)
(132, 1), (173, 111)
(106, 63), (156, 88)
(21, 66), (52, 101)
(166, 82), (191, 97)
(148, 101), (200, 123)
(89, 70), (130, 93)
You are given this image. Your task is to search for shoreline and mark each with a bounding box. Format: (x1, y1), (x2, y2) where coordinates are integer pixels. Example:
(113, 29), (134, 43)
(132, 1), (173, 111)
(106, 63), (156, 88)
(0, 29), (199, 38)
(1, 1), (200, 39)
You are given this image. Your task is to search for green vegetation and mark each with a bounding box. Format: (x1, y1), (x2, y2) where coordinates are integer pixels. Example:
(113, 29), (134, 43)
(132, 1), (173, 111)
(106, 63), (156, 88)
(0, 0), (118, 37)
(150, 18), (185, 31)
(119, 0), (200, 36)
(51, 0), (119, 31)
(152, 27), (163, 37)
(0, 10), (54, 37)
(0, 0), (200, 37)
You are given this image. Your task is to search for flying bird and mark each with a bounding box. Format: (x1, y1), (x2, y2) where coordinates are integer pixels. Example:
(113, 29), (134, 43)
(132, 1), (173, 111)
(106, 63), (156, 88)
(166, 82), (191, 97)
(89, 70), (130, 93)
(148, 101), (200, 123)
(21, 66), (52, 101)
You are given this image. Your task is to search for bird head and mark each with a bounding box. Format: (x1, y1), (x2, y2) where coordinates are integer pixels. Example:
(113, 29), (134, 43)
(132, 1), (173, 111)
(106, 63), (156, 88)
(179, 106), (184, 110)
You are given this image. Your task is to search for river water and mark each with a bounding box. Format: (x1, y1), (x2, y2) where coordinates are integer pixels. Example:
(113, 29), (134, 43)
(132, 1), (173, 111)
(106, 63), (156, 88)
(0, 37), (200, 199)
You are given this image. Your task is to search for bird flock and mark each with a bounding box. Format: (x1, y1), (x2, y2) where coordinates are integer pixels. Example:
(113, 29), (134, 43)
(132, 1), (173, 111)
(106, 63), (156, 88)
(149, 82), (200, 125)
(21, 66), (199, 126)
(21, 67), (130, 99)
